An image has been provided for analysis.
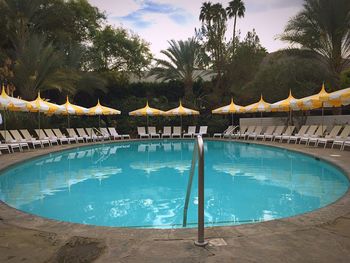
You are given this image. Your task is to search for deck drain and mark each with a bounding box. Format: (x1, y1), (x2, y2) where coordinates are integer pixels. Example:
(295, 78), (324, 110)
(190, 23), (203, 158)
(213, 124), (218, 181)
(208, 238), (227, 247)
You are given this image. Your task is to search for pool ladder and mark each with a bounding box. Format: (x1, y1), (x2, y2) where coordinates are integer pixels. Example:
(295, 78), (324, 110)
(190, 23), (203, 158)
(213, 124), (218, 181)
(183, 135), (208, 247)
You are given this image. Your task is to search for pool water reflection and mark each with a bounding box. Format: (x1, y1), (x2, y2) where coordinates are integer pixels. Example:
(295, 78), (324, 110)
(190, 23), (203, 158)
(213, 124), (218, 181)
(0, 140), (348, 228)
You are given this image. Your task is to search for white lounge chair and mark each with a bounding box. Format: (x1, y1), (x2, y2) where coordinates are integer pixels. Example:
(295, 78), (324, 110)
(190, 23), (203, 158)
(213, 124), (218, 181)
(299, 125), (323, 145)
(256, 126), (275, 141)
(275, 126), (294, 142)
(10, 130), (42, 149)
(287, 125), (310, 144)
(240, 126), (255, 140)
(332, 126), (350, 149)
(34, 129), (58, 146)
(172, 126), (182, 138)
(20, 129), (50, 147)
(0, 137), (20, 153)
(66, 128), (85, 143)
(342, 138), (350, 151)
(53, 128), (77, 144)
(108, 127), (130, 140)
(100, 128), (113, 140)
(137, 127), (149, 138)
(248, 126), (263, 140)
(314, 125), (342, 148)
(0, 130), (28, 151)
(213, 125), (234, 138)
(264, 126), (285, 141)
(0, 142), (11, 153)
(148, 126), (160, 138)
(76, 128), (94, 142)
(195, 126), (208, 137)
(86, 128), (105, 141)
(231, 126), (247, 139)
(183, 126), (196, 138)
(161, 126), (172, 138)
(44, 129), (61, 145)
(305, 125), (327, 146)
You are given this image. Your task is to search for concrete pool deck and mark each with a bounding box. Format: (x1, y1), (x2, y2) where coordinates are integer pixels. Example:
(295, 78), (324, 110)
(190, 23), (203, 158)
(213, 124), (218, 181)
(0, 139), (350, 262)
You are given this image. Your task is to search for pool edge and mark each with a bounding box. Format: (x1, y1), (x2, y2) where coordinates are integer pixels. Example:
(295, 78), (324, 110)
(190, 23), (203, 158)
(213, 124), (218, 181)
(0, 138), (350, 238)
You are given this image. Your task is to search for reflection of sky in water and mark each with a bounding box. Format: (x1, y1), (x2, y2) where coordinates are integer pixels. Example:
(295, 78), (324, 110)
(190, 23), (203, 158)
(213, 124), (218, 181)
(0, 140), (348, 228)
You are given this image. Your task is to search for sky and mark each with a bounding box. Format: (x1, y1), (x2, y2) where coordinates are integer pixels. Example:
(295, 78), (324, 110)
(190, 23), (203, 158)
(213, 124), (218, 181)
(88, 0), (304, 57)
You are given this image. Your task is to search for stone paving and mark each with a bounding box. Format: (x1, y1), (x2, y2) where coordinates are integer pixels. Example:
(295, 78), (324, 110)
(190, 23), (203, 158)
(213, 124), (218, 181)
(0, 139), (350, 262)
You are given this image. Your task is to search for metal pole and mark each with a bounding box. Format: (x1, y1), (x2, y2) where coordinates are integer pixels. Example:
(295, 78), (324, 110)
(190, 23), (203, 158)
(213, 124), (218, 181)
(195, 136), (208, 247)
(180, 115), (183, 134)
(3, 110), (6, 141)
(38, 111), (41, 139)
(183, 141), (198, 227)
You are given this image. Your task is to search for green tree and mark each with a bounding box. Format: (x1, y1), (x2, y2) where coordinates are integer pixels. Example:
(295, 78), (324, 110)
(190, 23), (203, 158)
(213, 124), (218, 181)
(280, 0), (350, 90)
(87, 26), (152, 76)
(225, 30), (267, 96)
(149, 38), (205, 99)
(34, 0), (105, 49)
(244, 49), (331, 103)
(226, 0), (246, 54)
(199, 2), (227, 96)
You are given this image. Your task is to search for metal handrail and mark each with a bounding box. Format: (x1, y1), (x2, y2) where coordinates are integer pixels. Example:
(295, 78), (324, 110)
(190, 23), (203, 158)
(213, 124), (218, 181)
(183, 135), (208, 247)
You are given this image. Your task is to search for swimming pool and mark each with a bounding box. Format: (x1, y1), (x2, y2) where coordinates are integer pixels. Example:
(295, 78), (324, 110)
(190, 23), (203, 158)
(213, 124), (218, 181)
(0, 140), (348, 229)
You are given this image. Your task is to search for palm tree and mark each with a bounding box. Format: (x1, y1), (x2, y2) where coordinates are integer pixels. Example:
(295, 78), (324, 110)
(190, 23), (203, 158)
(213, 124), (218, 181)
(149, 38), (205, 99)
(280, 0), (350, 89)
(199, 2), (213, 26)
(226, 0), (246, 54)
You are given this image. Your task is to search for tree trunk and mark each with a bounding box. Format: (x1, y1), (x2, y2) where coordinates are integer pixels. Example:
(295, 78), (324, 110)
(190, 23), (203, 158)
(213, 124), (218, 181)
(232, 15), (237, 55)
(184, 80), (193, 100)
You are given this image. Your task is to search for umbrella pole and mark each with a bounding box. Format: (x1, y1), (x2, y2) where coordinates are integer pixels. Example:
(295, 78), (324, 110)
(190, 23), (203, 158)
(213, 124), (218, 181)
(147, 115), (149, 128)
(3, 110), (6, 142)
(321, 103), (324, 134)
(67, 115), (70, 129)
(231, 113), (233, 126)
(181, 115), (183, 134)
(38, 111), (41, 139)
(98, 115), (101, 129)
(260, 111), (262, 126)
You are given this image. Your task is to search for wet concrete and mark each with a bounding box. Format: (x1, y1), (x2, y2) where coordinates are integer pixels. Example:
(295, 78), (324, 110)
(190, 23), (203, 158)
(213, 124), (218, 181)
(0, 139), (350, 262)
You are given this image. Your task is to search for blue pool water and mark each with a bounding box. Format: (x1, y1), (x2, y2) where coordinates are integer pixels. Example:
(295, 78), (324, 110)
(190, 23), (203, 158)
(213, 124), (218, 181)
(0, 140), (348, 228)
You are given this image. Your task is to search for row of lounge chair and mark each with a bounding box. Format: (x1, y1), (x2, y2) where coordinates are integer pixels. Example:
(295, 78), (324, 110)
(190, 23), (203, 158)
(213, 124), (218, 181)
(214, 125), (350, 150)
(137, 126), (208, 139)
(0, 127), (130, 154)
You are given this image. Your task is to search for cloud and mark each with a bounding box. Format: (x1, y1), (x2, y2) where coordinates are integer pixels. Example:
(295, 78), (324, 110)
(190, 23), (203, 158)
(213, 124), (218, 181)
(245, 0), (304, 13)
(88, 0), (304, 55)
(117, 0), (193, 29)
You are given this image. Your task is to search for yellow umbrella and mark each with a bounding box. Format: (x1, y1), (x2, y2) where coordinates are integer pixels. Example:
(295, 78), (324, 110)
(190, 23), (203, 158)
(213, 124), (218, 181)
(0, 85), (32, 111)
(129, 101), (165, 126)
(271, 90), (301, 125)
(291, 83), (327, 110)
(164, 101), (199, 130)
(29, 92), (65, 114)
(243, 95), (271, 126)
(59, 96), (89, 128)
(244, 95), (271, 113)
(322, 87), (350, 107)
(88, 100), (121, 116)
(165, 101), (200, 116)
(271, 90), (300, 112)
(87, 99), (121, 128)
(29, 92), (65, 138)
(60, 96), (88, 116)
(212, 98), (245, 125)
(0, 85), (32, 140)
